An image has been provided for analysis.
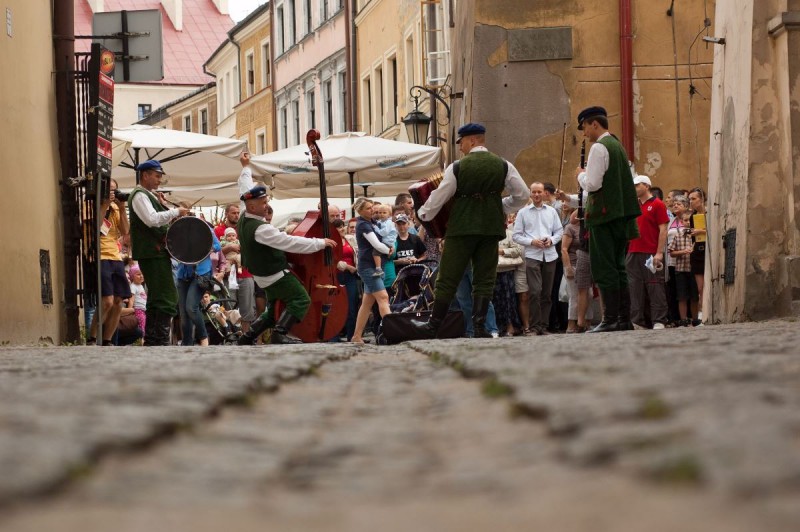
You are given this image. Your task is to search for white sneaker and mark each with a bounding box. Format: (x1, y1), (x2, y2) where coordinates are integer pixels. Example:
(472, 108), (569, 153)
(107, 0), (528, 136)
(653, 323), (666, 330)
(491, 332), (499, 338)
(697, 311), (703, 321)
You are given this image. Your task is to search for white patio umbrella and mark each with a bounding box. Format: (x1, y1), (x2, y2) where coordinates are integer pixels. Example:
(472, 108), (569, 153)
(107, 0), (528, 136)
(111, 125), (249, 191)
(250, 132), (442, 201)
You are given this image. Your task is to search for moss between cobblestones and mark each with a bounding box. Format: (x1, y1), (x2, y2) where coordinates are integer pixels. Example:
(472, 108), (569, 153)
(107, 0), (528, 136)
(481, 377), (513, 399)
(638, 395), (672, 420)
(646, 454), (704, 486)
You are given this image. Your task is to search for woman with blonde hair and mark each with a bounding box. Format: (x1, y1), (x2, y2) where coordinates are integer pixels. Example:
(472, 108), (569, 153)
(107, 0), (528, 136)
(350, 198), (392, 343)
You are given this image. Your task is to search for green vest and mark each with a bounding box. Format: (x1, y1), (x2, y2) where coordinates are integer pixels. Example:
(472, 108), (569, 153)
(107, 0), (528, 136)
(129, 186), (170, 260)
(238, 215), (289, 276)
(585, 135), (641, 229)
(446, 151), (507, 238)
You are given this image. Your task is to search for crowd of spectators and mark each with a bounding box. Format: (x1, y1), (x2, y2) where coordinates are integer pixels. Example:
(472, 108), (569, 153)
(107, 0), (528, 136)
(86, 171), (708, 346)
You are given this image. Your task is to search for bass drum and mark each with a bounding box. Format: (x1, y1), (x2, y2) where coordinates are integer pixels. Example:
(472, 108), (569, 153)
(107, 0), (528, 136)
(166, 216), (213, 264)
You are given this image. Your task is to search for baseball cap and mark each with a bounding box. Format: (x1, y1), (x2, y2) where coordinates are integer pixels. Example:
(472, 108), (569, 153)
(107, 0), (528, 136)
(395, 213), (410, 224)
(633, 175), (652, 187)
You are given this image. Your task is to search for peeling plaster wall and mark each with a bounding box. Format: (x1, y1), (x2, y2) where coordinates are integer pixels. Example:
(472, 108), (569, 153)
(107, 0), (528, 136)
(450, 0), (715, 193)
(706, 2), (754, 323)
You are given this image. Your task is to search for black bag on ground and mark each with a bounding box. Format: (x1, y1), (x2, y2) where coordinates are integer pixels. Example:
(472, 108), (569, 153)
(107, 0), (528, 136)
(379, 310), (465, 344)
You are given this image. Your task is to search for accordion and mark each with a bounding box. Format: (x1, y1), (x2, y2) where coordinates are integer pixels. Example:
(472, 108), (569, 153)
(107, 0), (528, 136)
(408, 172), (451, 239)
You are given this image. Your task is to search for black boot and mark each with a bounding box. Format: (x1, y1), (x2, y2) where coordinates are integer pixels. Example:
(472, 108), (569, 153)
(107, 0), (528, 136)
(144, 310), (172, 346)
(237, 312), (272, 345)
(472, 296), (493, 338)
(410, 298), (451, 339)
(270, 312), (303, 344)
(588, 289), (619, 333)
(617, 285), (634, 331)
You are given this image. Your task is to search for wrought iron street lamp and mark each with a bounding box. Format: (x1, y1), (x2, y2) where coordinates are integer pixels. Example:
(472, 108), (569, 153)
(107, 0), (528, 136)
(401, 85), (451, 146)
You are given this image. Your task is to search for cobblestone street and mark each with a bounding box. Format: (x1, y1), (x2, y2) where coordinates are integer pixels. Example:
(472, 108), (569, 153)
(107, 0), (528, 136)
(1, 321), (799, 531)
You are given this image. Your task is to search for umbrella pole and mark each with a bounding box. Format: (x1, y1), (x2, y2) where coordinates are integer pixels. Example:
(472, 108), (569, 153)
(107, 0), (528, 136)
(349, 172), (355, 217)
(134, 147), (140, 185)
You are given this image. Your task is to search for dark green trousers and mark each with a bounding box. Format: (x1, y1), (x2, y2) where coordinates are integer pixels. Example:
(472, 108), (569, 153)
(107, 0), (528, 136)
(138, 257), (178, 316)
(588, 219), (630, 291)
(435, 235), (500, 303)
(256, 273), (311, 325)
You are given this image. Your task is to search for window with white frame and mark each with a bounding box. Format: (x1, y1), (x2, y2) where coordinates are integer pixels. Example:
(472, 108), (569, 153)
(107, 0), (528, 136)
(293, 99), (300, 145)
(262, 42), (271, 87)
(375, 65), (384, 132)
(388, 56), (398, 126)
(183, 114), (192, 132)
(338, 71), (346, 132)
(288, 0), (296, 46)
(324, 79), (333, 135)
(321, 0), (328, 22)
(225, 72), (232, 116)
(218, 77), (225, 118)
(280, 105), (288, 148)
(255, 128), (267, 154)
(232, 66), (239, 106)
(362, 75), (372, 134)
(307, 89), (316, 130)
(404, 33), (415, 106)
(305, 0), (312, 34)
(276, 7), (285, 54)
(137, 103), (151, 120)
(200, 108), (208, 134)
(246, 52), (255, 97)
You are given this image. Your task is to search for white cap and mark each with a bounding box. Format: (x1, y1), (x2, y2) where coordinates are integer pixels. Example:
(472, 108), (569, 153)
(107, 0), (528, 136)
(633, 175), (652, 187)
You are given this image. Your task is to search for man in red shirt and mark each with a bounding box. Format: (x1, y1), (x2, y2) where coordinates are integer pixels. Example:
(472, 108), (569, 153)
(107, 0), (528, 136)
(626, 175), (670, 329)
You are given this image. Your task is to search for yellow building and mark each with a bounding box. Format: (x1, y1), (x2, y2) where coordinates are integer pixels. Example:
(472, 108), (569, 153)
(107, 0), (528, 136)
(0, 1), (67, 344)
(139, 82), (219, 136)
(355, 0), (452, 160)
(232, 3), (275, 153)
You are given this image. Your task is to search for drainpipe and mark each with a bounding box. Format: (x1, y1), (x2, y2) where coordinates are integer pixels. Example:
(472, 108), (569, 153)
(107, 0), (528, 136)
(347, 0), (358, 131)
(619, 0), (635, 160)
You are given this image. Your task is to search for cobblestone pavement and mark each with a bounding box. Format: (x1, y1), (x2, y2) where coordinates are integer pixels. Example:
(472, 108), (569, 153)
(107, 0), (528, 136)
(1, 321), (799, 531)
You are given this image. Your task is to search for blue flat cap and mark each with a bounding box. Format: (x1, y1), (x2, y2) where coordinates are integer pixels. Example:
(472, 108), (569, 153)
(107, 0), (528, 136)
(136, 159), (165, 173)
(456, 122), (486, 143)
(240, 185), (268, 201)
(577, 106), (607, 130)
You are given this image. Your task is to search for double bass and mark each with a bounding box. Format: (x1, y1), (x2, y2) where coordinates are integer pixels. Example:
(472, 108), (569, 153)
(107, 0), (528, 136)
(282, 130), (348, 342)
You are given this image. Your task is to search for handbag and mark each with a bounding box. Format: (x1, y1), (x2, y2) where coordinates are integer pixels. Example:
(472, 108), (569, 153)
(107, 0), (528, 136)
(195, 274), (215, 292)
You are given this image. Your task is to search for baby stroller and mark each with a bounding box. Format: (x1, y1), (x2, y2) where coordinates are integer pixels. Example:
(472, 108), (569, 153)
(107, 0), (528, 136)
(202, 277), (242, 345)
(389, 259), (439, 313)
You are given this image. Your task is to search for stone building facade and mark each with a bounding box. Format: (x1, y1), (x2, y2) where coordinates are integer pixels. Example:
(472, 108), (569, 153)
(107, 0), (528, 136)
(139, 83), (218, 137)
(706, 0), (800, 322)
(449, 0), (716, 194)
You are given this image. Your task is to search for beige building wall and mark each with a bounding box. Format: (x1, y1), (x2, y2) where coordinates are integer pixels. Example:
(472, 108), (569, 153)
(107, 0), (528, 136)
(114, 84), (199, 127)
(0, 1), (65, 344)
(235, 19), (275, 153)
(147, 86), (218, 136)
(451, 0), (715, 195)
(706, 0), (800, 322)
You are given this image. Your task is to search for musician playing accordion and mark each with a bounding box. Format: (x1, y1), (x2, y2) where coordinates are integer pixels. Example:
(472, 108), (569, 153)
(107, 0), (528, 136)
(411, 123), (529, 338)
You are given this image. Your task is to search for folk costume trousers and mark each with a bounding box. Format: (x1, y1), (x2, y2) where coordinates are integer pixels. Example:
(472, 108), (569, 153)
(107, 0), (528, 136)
(138, 257), (178, 316)
(434, 235), (500, 304)
(256, 272), (311, 326)
(588, 219), (630, 291)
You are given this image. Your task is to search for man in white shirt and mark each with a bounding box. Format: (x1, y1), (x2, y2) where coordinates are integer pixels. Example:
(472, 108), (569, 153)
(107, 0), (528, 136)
(513, 182), (564, 335)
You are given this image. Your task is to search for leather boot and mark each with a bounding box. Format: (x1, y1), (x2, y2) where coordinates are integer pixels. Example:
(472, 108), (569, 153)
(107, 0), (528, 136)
(410, 298), (451, 339)
(143, 310), (159, 346)
(472, 296), (493, 338)
(155, 312), (174, 346)
(617, 285), (634, 331)
(270, 311), (303, 344)
(237, 312), (272, 345)
(588, 289), (619, 333)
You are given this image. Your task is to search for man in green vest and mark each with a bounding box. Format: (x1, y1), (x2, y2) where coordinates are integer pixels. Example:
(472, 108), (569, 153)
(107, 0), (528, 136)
(411, 123), (529, 338)
(236, 185), (337, 345)
(574, 106), (641, 332)
(128, 159), (189, 345)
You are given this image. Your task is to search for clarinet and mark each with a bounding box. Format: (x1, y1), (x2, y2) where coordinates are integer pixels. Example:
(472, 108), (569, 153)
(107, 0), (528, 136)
(578, 140), (588, 250)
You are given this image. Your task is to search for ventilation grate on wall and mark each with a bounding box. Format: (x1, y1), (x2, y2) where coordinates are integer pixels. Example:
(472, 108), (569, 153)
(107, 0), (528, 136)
(40, 249), (53, 305)
(722, 229), (736, 286)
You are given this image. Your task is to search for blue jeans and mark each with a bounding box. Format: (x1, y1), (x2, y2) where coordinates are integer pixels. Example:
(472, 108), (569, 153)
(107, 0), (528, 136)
(454, 266), (498, 337)
(338, 271), (360, 341)
(177, 276), (208, 345)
